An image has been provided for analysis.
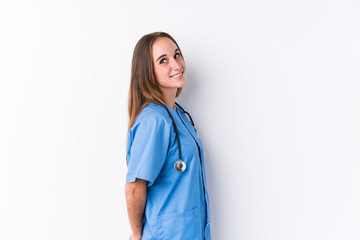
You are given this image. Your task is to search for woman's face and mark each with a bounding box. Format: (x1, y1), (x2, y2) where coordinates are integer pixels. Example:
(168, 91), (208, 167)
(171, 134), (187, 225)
(152, 37), (186, 93)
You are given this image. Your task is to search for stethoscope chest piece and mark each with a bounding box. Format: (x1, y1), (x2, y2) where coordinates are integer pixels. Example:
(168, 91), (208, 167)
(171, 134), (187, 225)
(174, 159), (186, 172)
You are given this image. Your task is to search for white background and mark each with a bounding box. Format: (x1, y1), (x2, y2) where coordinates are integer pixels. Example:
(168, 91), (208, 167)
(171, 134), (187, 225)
(1, 0), (360, 239)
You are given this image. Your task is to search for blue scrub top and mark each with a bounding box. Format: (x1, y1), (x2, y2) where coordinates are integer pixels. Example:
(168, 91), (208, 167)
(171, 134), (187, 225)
(126, 103), (211, 240)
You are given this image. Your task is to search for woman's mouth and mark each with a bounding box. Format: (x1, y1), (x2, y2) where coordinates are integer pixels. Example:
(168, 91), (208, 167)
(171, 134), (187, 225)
(170, 72), (183, 78)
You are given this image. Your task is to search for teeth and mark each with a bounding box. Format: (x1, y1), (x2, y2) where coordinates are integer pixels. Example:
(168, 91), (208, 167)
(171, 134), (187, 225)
(172, 72), (182, 78)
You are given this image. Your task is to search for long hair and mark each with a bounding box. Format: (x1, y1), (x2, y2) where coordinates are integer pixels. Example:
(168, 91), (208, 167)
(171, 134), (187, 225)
(128, 32), (184, 133)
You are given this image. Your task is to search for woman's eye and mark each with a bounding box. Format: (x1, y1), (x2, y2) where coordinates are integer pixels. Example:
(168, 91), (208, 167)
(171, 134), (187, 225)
(175, 53), (181, 59)
(160, 58), (167, 64)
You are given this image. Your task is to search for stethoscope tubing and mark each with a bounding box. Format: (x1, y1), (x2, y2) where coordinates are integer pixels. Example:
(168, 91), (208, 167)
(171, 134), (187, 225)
(160, 102), (183, 161)
(175, 102), (195, 127)
(160, 102), (195, 172)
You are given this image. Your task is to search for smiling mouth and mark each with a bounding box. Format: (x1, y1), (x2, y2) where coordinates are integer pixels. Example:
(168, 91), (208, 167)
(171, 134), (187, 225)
(170, 72), (183, 78)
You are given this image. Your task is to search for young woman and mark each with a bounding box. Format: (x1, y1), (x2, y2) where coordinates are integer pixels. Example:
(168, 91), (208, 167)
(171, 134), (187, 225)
(125, 32), (211, 240)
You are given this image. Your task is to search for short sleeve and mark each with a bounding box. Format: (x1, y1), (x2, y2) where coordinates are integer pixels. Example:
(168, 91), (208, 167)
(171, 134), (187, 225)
(126, 113), (171, 186)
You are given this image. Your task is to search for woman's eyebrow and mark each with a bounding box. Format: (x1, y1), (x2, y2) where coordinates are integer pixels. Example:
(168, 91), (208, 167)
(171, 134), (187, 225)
(156, 48), (180, 62)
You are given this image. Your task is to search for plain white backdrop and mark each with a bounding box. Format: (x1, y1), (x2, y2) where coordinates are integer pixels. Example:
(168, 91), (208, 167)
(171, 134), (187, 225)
(1, 0), (360, 239)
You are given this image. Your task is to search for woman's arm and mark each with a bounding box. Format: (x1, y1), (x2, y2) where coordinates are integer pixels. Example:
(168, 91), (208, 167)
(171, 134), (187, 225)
(125, 178), (147, 240)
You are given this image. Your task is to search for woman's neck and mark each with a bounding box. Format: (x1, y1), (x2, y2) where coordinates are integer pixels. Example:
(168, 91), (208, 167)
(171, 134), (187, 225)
(161, 88), (177, 110)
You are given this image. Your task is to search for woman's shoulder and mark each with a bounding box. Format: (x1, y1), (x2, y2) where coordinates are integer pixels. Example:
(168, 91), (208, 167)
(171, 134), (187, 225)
(133, 103), (172, 128)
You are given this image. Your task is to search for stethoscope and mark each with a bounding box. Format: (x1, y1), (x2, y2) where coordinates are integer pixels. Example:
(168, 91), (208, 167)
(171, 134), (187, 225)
(159, 102), (196, 173)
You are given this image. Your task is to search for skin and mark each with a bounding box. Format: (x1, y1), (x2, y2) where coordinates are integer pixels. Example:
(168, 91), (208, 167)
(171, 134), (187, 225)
(125, 178), (147, 240)
(125, 37), (186, 239)
(152, 37), (186, 110)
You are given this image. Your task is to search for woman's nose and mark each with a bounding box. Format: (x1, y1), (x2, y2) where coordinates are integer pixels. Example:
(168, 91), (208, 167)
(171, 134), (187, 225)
(170, 58), (181, 70)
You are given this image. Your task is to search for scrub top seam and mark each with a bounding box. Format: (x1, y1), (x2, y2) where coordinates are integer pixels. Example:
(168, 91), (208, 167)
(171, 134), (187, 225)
(176, 110), (207, 196)
(176, 109), (210, 226)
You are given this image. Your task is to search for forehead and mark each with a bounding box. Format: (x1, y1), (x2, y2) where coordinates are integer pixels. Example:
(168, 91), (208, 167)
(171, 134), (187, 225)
(152, 37), (178, 58)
